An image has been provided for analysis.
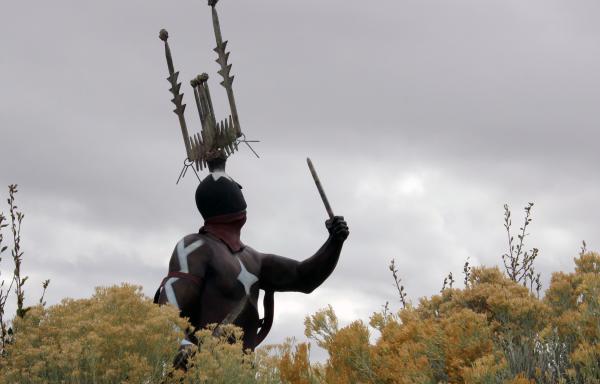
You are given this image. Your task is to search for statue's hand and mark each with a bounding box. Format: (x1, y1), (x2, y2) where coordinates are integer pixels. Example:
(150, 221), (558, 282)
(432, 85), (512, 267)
(326, 216), (349, 242)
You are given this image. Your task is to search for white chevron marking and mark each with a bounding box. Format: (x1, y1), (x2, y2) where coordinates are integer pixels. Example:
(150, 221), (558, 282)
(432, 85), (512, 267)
(236, 257), (258, 296)
(165, 277), (179, 309)
(176, 239), (204, 273)
(211, 170), (233, 181)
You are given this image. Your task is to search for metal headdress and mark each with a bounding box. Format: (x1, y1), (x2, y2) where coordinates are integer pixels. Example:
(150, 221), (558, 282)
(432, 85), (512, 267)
(159, 0), (254, 172)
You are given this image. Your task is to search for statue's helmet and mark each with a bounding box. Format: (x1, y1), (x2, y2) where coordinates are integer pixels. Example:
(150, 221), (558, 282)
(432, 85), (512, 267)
(195, 158), (247, 219)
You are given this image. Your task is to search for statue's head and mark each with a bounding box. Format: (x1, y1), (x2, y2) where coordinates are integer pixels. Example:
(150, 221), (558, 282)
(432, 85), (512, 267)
(195, 158), (247, 220)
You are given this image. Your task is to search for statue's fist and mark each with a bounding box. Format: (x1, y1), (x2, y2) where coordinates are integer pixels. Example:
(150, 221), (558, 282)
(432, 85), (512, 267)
(326, 216), (349, 242)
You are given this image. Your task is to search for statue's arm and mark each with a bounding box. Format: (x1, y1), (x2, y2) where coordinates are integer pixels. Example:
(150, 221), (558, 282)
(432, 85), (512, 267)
(259, 216), (349, 294)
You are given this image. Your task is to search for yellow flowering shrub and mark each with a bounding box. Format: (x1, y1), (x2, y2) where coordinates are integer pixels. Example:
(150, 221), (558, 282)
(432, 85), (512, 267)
(288, 252), (600, 384)
(167, 325), (259, 384)
(257, 338), (323, 384)
(543, 252), (600, 383)
(461, 353), (509, 384)
(0, 284), (188, 384)
(1, 251), (598, 383)
(304, 306), (374, 384)
(276, 341), (314, 384)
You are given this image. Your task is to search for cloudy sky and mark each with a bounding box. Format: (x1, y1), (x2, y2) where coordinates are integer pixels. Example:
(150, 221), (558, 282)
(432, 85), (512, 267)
(1, 0), (599, 359)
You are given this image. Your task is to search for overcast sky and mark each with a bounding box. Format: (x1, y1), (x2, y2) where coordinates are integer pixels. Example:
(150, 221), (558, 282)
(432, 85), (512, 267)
(1, 0), (599, 360)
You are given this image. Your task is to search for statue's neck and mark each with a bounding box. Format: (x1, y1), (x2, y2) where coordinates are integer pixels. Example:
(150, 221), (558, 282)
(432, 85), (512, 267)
(200, 211), (246, 252)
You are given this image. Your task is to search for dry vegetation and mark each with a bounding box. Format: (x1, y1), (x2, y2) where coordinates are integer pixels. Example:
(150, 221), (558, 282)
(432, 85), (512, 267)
(0, 188), (598, 383)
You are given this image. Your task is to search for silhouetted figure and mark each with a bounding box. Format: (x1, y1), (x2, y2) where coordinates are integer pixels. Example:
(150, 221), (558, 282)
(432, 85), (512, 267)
(154, 159), (348, 369)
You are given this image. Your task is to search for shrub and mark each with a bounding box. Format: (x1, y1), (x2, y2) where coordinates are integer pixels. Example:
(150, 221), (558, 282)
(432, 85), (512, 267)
(0, 285), (188, 384)
(296, 251), (600, 384)
(1, 184), (50, 356)
(167, 325), (260, 384)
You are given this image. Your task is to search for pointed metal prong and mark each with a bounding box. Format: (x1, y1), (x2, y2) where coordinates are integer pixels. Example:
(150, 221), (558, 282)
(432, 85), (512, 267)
(211, 3), (242, 138)
(192, 83), (206, 131)
(160, 31), (192, 159)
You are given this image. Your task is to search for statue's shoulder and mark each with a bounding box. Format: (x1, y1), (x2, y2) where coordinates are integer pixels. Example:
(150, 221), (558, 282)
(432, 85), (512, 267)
(241, 244), (256, 254)
(241, 245), (265, 262)
(172, 233), (215, 256)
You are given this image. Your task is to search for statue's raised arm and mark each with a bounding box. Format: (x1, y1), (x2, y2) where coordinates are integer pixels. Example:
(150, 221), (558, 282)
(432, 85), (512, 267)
(258, 216), (349, 294)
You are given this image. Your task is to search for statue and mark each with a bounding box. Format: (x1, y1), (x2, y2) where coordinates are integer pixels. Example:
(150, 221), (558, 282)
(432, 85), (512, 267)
(153, 0), (349, 370)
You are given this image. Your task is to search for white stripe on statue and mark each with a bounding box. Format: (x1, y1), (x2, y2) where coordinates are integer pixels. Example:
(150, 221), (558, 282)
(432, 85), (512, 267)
(176, 239), (204, 273)
(165, 277), (180, 309)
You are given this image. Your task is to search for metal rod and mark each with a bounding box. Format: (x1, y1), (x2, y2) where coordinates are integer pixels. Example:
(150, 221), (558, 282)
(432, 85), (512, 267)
(307, 158), (334, 219)
(159, 29), (192, 159)
(211, 3), (242, 137)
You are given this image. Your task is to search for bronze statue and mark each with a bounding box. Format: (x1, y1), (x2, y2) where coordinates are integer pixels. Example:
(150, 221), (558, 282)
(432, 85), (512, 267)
(153, 0), (349, 369)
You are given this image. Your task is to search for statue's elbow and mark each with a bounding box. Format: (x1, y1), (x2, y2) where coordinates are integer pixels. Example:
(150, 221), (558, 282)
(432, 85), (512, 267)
(298, 281), (321, 294)
(300, 286), (316, 294)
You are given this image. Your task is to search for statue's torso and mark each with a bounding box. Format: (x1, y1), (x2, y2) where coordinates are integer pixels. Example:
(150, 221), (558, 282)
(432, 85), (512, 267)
(161, 233), (263, 349)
